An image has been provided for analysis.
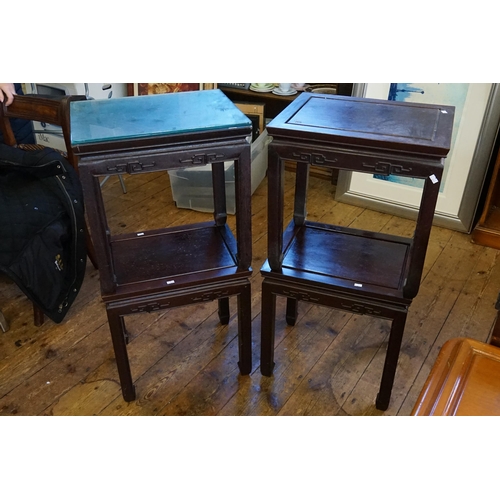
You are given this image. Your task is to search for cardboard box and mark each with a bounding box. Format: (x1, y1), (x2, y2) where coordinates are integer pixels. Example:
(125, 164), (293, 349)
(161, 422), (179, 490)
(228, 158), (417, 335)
(169, 130), (270, 214)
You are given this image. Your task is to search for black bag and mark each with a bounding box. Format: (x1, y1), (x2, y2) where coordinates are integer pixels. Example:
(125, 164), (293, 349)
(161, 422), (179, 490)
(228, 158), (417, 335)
(0, 144), (87, 323)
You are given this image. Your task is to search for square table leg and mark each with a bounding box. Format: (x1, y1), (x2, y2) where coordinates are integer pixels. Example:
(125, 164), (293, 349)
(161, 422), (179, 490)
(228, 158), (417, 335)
(106, 307), (136, 402)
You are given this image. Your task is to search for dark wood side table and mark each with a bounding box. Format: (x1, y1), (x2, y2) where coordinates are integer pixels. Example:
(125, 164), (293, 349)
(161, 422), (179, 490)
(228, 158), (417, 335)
(70, 90), (254, 402)
(412, 337), (500, 415)
(261, 93), (454, 411)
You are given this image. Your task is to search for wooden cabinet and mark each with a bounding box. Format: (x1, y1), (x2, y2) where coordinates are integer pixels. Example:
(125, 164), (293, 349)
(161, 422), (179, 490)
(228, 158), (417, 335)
(219, 84), (353, 119)
(412, 338), (500, 415)
(472, 145), (500, 249)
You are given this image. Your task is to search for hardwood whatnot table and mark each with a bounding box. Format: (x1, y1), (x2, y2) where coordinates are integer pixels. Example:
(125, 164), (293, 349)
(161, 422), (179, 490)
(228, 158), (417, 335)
(412, 337), (500, 415)
(70, 90), (253, 402)
(261, 93), (454, 410)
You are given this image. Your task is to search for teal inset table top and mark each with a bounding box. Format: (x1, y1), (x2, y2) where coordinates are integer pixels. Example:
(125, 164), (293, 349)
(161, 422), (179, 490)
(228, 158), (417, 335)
(70, 89), (251, 146)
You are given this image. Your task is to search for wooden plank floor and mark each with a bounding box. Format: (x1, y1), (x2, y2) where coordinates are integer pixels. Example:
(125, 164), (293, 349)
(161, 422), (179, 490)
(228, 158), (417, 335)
(1, 169), (499, 416)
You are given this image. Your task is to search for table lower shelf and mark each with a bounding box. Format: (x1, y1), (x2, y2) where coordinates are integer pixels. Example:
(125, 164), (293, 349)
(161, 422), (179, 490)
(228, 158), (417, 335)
(268, 221), (413, 300)
(107, 222), (249, 300)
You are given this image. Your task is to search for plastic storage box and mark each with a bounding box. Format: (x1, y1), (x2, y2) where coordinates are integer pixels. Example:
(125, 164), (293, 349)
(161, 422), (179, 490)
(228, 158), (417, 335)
(168, 130), (270, 214)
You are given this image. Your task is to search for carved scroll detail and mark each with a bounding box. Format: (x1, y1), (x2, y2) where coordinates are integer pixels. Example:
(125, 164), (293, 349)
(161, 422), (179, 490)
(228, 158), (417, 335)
(192, 290), (230, 303)
(130, 302), (171, 313)
(292, 152), (337, 167)
(180, 153), (226, 165)
(362, 161), (413, 175)
(282, 290), (320, 303)
(340, 302), (382, 315)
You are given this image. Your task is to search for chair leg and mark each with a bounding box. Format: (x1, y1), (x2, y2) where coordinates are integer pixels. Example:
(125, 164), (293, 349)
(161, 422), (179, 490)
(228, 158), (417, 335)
(107, 307), (136, 402)
(286, 297), (298, 326)
(218, 297), (230, 325)
(100, 174), (127, 194)
(260, 280), (277, 376)
(33, 303), (44, 326)
(0, 310), (8, 333)
(375, 311), (407, 411)
(237, 284), (252, 375)
(84, 223), (99, 270)
(117, 174), (127, 194)
(490, 299), (500, 347)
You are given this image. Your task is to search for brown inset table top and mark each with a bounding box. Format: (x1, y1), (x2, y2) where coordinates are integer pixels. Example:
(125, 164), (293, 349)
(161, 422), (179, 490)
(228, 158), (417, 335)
(266, 93), (454, 157)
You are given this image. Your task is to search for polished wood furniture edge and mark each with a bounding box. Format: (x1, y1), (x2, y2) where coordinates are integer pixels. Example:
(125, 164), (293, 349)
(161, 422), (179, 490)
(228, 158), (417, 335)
(472, 144), (500, 249)
(488, 292), (500, 347)
(471, 226), (500, 250)
(490, 322), (500, 347)
(412, 337), (500, 415)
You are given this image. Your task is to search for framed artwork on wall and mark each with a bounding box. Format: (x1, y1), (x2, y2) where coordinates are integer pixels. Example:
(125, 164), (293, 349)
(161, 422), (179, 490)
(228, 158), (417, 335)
(336, 83), (500, 232)
(127, 83), (217, 96)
